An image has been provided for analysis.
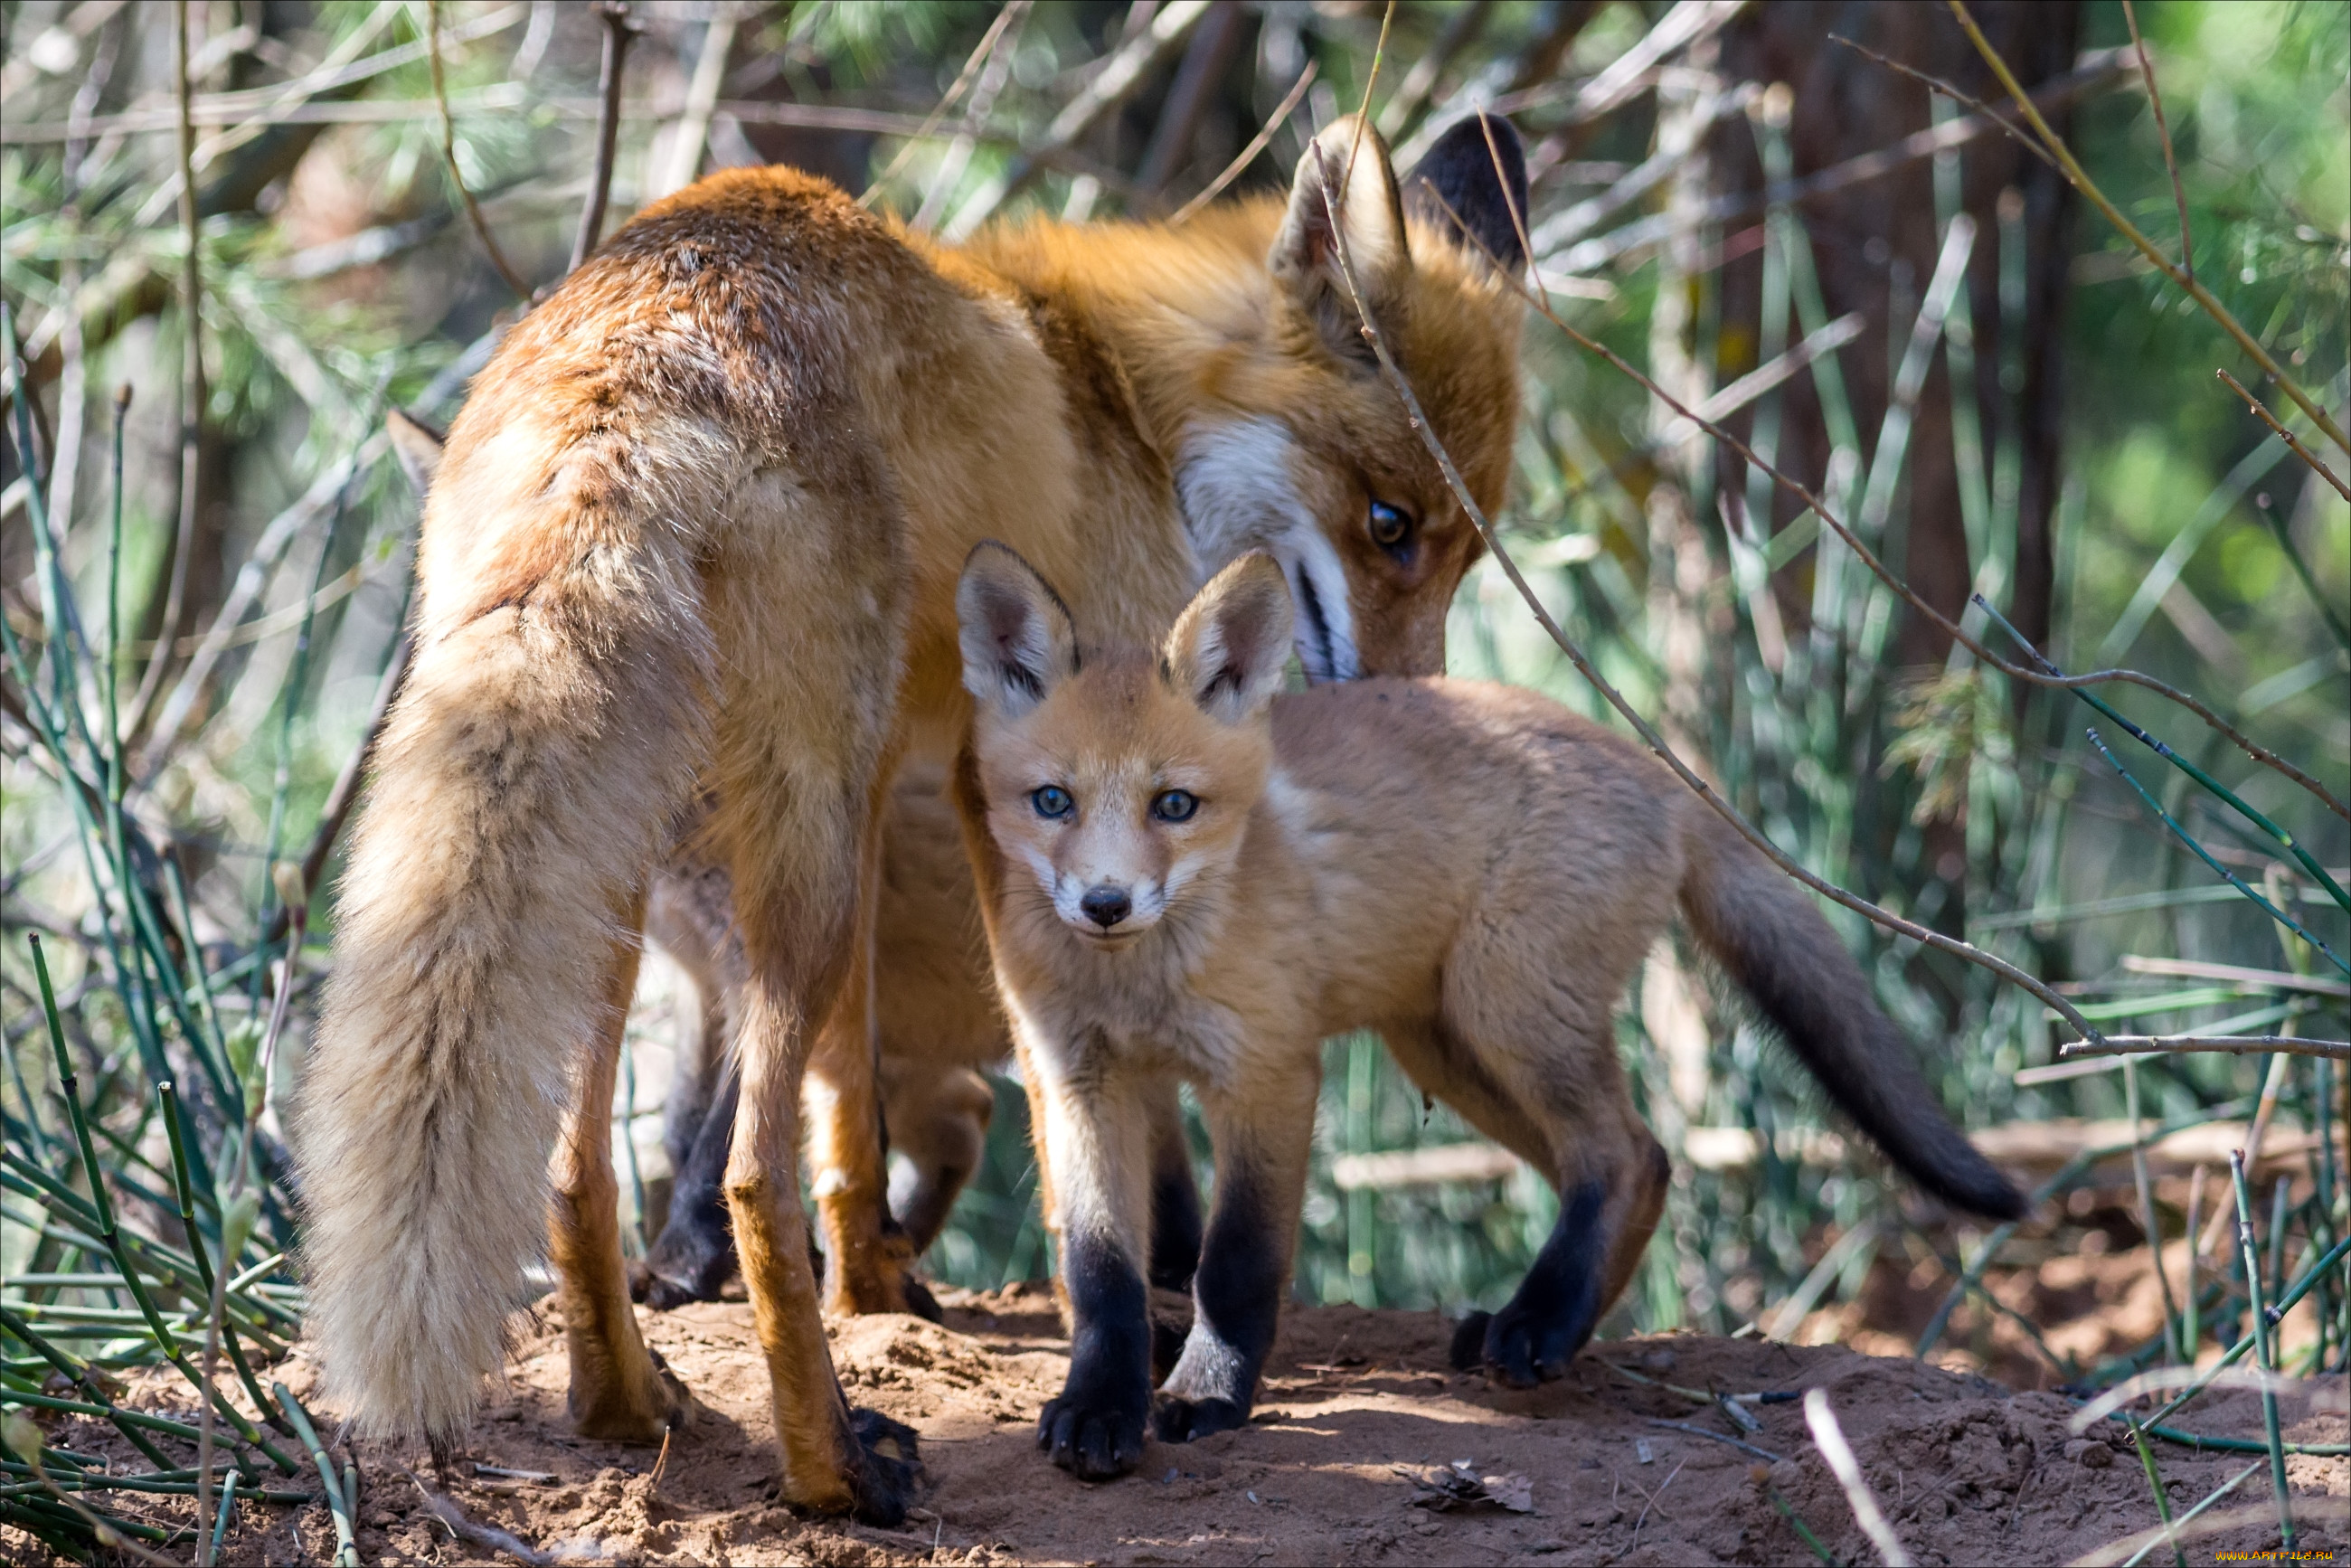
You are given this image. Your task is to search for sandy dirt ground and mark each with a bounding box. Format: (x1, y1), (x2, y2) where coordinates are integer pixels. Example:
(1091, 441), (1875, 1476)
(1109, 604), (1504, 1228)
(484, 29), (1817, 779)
(14, 1275), (2345, 1567)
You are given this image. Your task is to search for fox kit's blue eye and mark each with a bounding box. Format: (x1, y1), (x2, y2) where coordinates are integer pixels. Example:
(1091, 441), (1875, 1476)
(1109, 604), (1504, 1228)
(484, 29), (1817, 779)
(1031, 786), (1074, 820)
(1151, 789), (1199, 824)
(1368, 499), (1413, 552)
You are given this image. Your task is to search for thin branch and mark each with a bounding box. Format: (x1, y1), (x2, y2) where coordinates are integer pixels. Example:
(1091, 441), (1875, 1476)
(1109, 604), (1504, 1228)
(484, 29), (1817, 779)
(1827, 33), (2057, 172)
(569, 2), (637, 273)
(1170, 60), (1317, 226)
(1324, 128), (2109, 1045)
(862, 0), (1027, 205)
(2120, 0), (2193, 285)
(1376, 0), (1492, 140)
(2060, 1036), (2351, 1063)
(1946, 0), (2347, 455)
(651, 0), (741, 202)
(912, 0), (1033, 232)
(429, 0), (531, 299)
(2218, 371), (2349, 502)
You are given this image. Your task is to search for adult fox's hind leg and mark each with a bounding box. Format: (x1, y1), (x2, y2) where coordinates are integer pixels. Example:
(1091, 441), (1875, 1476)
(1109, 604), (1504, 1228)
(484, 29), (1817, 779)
(552, 917), (691, 1439)
(710, 471), (916, 1520)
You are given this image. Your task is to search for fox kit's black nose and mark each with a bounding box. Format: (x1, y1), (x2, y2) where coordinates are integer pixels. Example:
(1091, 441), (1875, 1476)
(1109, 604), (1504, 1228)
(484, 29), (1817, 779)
(1081, 885), (1132, 928)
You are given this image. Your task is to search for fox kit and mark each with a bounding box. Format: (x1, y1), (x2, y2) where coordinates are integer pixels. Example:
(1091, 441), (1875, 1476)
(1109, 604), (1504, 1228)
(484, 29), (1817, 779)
(953, 545), (2025, 1480)
(294, 118), (1531, 1518)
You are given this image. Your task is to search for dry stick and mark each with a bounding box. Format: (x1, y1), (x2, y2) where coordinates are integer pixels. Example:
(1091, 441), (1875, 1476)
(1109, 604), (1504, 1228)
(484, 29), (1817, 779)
(861, 0), (1024, 204)
(569, 2), (637, 273)
(1804, 1391), (1912, 1567)
(1370, 172), (2102, 1044)
(1946, 0), (2346, 456)
(1827, 33), (2058, 174)
(2119, 0), (2192, 285)
(127, 0), (209, 742)
(429, 0), (530, 298)
(1436, 169), (2348, 827)
(1169, 60), (1317, 226)
(2218, 370), (2350, 503)
(2063, 1036), (2351, 1063)
(402, 1469), (553, 1567)
(911, 0), (1032, 231)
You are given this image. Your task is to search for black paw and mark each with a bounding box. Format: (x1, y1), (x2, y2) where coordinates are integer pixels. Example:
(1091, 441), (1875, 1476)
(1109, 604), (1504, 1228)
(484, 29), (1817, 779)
(1036, 1391), (1147, 1480)
(1481, 1299), (1580, 1389)
(902, 1273), (945, 1325)
(846, 1407), (922, 1525)
(1152, 1393), (1246, 1444)
(635, 1208), (738, 1308)
(1448, 1311), (1493, 1373)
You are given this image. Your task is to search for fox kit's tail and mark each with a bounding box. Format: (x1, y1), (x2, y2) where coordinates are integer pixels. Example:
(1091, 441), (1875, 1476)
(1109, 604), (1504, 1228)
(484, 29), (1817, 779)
(1676, 812), (2025, 1220)
(293, 435), (712, 1443)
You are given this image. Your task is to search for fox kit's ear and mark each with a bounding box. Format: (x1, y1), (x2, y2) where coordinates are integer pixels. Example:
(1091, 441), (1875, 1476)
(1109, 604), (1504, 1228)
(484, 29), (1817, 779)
(1403, 113), (1529, 278)
(958, 542), (1079, 718)
(1269, 116), (1410, 352)
(1166, 552), (1295, 725)
(386, 410), (447, 495)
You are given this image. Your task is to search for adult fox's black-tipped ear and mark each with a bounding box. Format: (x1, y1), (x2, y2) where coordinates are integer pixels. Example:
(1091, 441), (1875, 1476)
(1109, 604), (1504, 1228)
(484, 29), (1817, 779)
(1165, 551), (1294, 725)
(1405, 113), (1530, 278)
(958, 541), (1079, 718)
(386, 410), (447, 494)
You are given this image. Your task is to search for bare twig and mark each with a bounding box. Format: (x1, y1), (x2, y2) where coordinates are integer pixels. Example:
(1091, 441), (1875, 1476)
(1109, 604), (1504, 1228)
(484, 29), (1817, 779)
(1804, 1391), (1912, 1566)
(1136, 0), (1249, 196)
(2060, 1036), (2351, 1063)
(429, 0), (531, 298)
(1376, 0), (1492, 140)
(652, 0), (741, 201)
(129, 0), (210, 744)
(941, 0), (1213, 240)
(1827, 33), (2058, 171)
(2218, 371), (2350, 501)
(1947, 0), (2347, 454)
(402, 1469), (553, 1567)
(570, 2), (637, 272)
(863, 0), (1027, 204)
(912, 0), (1033, 231)
(2120, 0), (2193, 285)
(1170, 60), (1317, 226)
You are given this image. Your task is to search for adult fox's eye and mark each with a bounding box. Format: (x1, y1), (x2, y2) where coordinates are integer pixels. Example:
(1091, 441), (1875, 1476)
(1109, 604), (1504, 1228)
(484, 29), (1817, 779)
(1031, 786), (1074, 819)
(1151, 789), (1199, 824)
(1368, 499), (1413, 553)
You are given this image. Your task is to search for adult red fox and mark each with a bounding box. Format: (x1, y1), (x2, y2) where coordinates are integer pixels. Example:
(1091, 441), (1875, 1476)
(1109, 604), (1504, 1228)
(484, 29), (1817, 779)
(951, 545), (2026, 1481)
(293, 116), (1531, 1520)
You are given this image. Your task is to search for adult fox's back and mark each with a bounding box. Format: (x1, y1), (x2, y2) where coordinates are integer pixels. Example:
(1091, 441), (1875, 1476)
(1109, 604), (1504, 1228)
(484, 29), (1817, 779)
(293, 121), (1533, 1507)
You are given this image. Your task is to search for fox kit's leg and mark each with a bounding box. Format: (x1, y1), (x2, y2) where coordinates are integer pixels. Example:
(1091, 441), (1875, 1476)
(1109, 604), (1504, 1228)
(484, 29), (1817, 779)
(1143, 1082), (1202, 1291)
(884, 1066), (995, 1254)
(1025, 1042), (1157, 1480)
(639, 1059), (740, 1308)
(552, 918), (692, 1438)
(1156, 1059), (1319, 1443)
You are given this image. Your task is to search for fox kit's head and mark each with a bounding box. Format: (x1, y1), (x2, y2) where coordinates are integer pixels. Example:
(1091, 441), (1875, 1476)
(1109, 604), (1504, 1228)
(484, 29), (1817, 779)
(959, 543), (1292, 949)
(1176, 113), (1529, 684)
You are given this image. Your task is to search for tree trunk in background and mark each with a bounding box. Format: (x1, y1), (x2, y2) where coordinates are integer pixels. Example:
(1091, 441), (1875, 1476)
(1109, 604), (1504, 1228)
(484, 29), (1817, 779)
(1714, 1), (2080, 666)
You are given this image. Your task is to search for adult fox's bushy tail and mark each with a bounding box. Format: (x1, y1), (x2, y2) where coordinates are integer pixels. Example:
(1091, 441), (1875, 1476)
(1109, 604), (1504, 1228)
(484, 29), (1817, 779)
(294, 464), (713, 1442)
(1677, 813), (2027, 1220)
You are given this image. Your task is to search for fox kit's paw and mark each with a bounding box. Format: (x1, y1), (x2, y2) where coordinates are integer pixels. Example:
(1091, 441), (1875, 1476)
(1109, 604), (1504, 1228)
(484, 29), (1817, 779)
(1476, 1299), (1585, 1390)
(845, 1407), (922, 1525)
(1152, 1393), (1247, 1444)
(1037, 1387), (1148, 1480)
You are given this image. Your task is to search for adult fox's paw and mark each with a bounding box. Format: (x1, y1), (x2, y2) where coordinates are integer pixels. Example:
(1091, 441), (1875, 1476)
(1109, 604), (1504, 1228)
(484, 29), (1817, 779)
(846, 1407), (922, 1525)
(1037, 1389), (1147, 1480)
(1478, 1298), (1580, 1390)
(1152, 1393), (1246, 1444)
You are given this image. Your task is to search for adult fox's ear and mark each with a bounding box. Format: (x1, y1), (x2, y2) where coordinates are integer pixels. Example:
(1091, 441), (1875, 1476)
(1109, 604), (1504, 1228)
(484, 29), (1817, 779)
(1269, 116), (1410, 356)
(1404, 112), (1529, 278)
(1166, 552), (1295, 726)
(385, 410), (446, 494)
(958, 542), (1080, 718)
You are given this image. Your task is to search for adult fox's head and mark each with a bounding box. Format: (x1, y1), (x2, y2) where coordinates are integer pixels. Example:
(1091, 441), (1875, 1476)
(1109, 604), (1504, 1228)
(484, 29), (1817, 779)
(958, 543), (1291, 948)
(1184, 113), (1526, 684)
(977, 112), (1529, 685)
